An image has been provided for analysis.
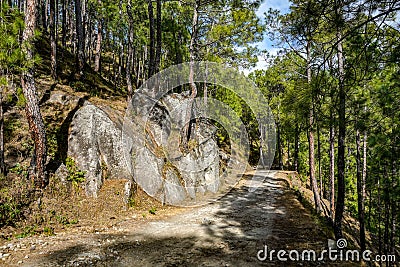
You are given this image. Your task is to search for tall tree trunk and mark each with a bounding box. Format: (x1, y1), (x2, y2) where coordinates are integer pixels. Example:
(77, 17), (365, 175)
(21, 0), (48, 188)
(154, 0), (161, 73)
(334, 27), (346, 239)
(148, 0), (155, 77)
(94, 4), (102, 73)
(329, 114), (335, 219)
(356, 128), (366, 251)
(126, 0), (135, 99)
(61, 0), (66, 48)
(390, 133), (396, 256)
(287, 138), (290, 170)
(81, 0), (87, 60)
(49, 0), (57, 79)
(41, 0), (47, 31)
(317, 115), (322, 197)
(119, 40), (124, 84)
(362, 131), (367, 230)
(75, 0), (85, 74)
(69, 0), (75, 53)
(117, 0), (124, 85)
(307, 41), (322, 213)
(276, 120), (283, 170)
(377, 175), (382, 255)
(0, 89), (4, 175)
(181, 0), (198, 149)
(294, 124), (299, 172)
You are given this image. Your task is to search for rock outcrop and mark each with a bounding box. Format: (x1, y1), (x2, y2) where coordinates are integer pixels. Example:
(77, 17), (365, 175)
(67, 93), (221, 205)
(68, 102), (131, 197)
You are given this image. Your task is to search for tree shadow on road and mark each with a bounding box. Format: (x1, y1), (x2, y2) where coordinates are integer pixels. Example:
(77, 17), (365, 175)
(36, 174), (357, 266)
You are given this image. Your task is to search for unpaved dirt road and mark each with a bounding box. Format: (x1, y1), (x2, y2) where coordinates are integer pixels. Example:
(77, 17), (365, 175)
(4, 171), (351, 266)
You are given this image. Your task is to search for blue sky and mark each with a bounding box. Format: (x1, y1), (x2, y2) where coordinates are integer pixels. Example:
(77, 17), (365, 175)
(244, 0), (291, 74)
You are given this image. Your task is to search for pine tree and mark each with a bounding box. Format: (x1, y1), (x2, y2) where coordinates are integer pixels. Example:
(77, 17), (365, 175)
(21, 0), (48, 187)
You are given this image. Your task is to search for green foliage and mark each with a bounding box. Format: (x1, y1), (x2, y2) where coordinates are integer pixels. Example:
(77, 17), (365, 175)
(15, 225), (37, 239)
(9, 163), (28, 176)
(15, 87), (26, 108)
(65, 157), (86, 186)
(0, 199), (22, 227)
(56, 214), (78, 225)
(127, 197), (135, 208)
(0, 3), (24, 73)
(148, 207), (157, 215)
(43, 226), (55, 236)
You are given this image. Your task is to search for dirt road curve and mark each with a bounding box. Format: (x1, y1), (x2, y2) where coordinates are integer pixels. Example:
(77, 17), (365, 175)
(7, 171), (351, 266)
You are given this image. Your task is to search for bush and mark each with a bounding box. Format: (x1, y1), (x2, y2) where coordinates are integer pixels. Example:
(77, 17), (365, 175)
(0, 174), (32, 228)
(65, 157), (86, 186)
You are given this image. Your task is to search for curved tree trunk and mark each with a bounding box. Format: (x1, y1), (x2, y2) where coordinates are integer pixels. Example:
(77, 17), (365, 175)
(21, 0), (48, 188)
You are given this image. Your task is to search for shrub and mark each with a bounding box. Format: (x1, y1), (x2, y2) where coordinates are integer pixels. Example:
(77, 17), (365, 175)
(65, 157), (86, 186)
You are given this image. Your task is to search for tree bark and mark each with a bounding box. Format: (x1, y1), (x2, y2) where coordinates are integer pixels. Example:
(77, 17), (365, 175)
(276, 120), (283, 170)
(94, 5), (102, 73)
(329, 115), (335, 219)
(317, 116), (322, 197)
(49, 0), (57, 80)
(334, 28), (346, 239)
(0, 89), (4, 175)
(154, 0), (161, 73)
(307, 41), (322, 213)
(41, 0), (47, 31)
(61, 0), (66, 48)
(356, 128), (366, 251)
(360, 131), (368, 245)
(294, 124), (299, 172)
(75, 0), (85, 73)
(148, 0), (155, 77)
(21, 0), (48, 188)
(181, 0), (198, 149)
(126, 0), (134, 99)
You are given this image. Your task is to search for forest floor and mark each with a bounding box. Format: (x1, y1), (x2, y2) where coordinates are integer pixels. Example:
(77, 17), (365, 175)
(0, 171), (361, 266)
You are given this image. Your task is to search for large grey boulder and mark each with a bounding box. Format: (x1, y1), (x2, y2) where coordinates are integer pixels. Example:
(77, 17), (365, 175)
(68, 93), (221, 205)
(68, 102), (131, 197)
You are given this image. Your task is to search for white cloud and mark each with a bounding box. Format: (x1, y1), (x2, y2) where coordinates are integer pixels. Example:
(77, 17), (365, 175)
(242, 48), (280, 75)
(242, 0), (291, 75)
(256, 0), (291, 18)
